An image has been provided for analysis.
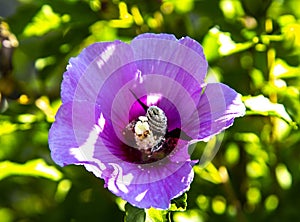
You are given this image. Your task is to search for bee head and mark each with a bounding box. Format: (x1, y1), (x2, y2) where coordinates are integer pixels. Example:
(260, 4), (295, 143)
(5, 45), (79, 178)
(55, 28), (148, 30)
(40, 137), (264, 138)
(147, 106), (164, 119)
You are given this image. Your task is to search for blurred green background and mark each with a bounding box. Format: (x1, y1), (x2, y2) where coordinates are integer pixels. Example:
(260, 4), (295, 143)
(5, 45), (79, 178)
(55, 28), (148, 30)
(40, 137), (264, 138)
(1, 0), (300, 221)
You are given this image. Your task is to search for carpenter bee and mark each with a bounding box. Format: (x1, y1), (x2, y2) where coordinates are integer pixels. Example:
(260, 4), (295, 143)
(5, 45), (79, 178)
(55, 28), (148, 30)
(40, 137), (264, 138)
(124, 89), (192, 154)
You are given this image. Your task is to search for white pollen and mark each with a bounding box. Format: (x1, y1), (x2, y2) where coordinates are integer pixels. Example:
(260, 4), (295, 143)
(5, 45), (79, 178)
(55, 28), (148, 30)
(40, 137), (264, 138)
(138, 116), (148, 122)
(134, 121), (150, 135)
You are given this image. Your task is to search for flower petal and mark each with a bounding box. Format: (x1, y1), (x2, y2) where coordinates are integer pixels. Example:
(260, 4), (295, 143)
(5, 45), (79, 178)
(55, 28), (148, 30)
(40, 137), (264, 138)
(189, 83), (246, 141)
(128, 33), (209, 139)
(49, 101), (113, 169)
(130, 33), (208, 89)
(49, 103), (80, 166)
(133, 33), (178, 41)
(49, 101), (195, 209)
(104, 160), (194, 209)
(61, 41), (136, 105)
(109, 74), (201, 140)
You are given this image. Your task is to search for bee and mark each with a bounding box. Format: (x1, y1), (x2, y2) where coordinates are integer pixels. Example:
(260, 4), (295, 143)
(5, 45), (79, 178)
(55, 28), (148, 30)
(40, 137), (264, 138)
(137, 106), (168, 153)
(145, 106), (167, 152)
(123, 90), (192, 158)
(123, 90), (192, 157)
(124, 106), (167, 152)
(146, 106), (167, 136)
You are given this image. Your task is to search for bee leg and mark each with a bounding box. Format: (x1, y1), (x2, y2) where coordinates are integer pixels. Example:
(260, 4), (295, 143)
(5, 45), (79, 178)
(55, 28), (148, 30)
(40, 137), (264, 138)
(151, 145), (160, 153)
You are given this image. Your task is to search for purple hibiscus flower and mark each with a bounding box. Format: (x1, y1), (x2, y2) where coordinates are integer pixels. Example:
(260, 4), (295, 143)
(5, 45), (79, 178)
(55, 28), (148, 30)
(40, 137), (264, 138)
(49, 33), (245, 209)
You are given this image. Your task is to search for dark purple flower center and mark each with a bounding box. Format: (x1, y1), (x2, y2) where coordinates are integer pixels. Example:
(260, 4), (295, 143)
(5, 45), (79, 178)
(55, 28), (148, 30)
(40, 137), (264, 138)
(119, 96), (181, 164)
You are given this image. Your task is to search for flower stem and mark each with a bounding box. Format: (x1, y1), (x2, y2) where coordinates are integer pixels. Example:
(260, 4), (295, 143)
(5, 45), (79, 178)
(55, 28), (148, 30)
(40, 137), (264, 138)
(220, 166), (248, 222)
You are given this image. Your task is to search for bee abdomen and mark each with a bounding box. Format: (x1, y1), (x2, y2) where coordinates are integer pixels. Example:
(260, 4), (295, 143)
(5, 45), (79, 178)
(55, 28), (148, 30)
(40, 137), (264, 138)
(147, 118), (167, 135)
(146, 106), (167, 135)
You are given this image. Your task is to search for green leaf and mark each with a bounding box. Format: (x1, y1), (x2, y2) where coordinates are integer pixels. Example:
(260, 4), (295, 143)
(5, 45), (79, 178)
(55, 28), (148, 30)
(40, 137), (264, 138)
(219, 0), (245, 19)
(124, 194), (187, 222)
(194, 162), (223, 184)
(244, 95), (297, 127)
(166, 0), (194, 13)
(0, 121), (18, 136)
(124, 203), (146, 222)
(270, 59), (300, 79)
(169, 193), (187, 212)
(202, 27), (254, 61)
(23, 5), (69, 37)
(275, 163), (292, 190)
(146, 208), (170, 222)
(0, 159), (63, 181)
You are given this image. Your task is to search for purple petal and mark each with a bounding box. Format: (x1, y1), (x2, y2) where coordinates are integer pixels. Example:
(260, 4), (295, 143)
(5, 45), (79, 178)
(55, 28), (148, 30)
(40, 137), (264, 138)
(133, 33), (178, 41)
(130, 33), (208, 90)
(128, 34), (209, 139)
(49, 101), (116, 169)
(108, 161), (194, 209)
(49, 100), (194, 209)
(185, 83), (245, 141)
(96, 139), (194, 209)
(124, 74), (201, 139)
(107, 74), (199, 138)
(49, 103), (80, 166)
(61, 41), (136, 104)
